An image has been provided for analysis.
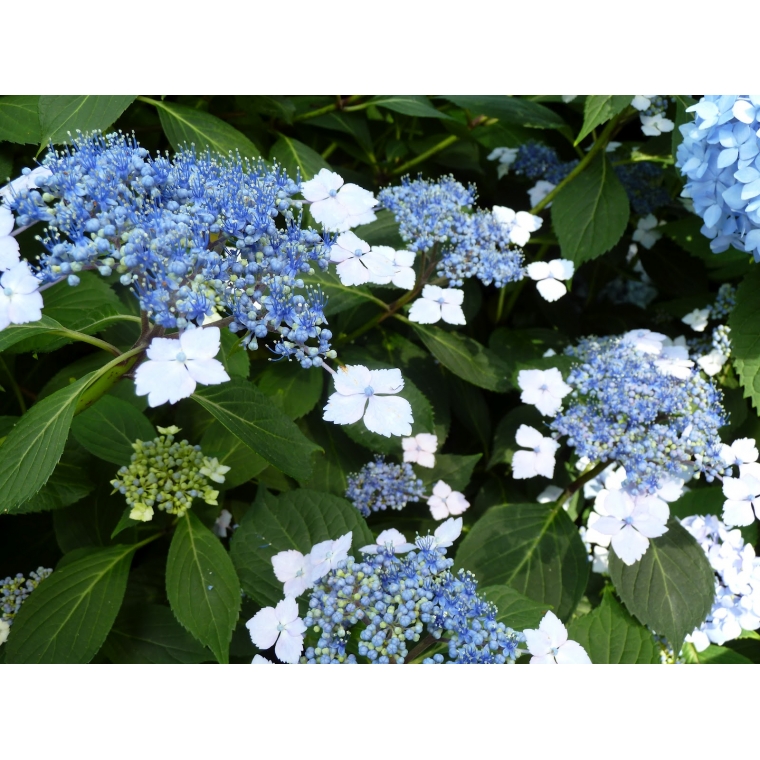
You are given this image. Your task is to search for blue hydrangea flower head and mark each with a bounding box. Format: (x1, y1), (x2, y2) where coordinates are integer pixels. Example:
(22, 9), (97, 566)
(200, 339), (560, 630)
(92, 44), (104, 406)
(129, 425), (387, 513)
(301, 531), (524, 664)
(6, 130), (333, 365)
(346, 455), (425, 517)
(1, 567), (52, 624)
(551, 335), (726, 494)
(676, 95), (760, 260)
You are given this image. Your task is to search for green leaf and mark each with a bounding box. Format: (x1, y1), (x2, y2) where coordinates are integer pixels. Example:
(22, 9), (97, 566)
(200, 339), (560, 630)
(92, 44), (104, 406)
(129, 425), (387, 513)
(0, 372), (95, 515)
(200, 421), (268, 490)
(166, 511), (241, 664)
(419, 453), (481, 492)
(481, 585), (551, 630)
(455, 503), (589, 620)
(270, 134), (330, 180)
(71, 395), (155, 465)
(443, 95), (567, 130)
(367, 96), (451, 120)
(575, 96), (632, 145)
(410, 322), (510, 392)
(730, 265), (760, 410)
(0, 315), (67, 354)
(102, 604), (214, 664)
(551, 154), (630, 266)
(192, 379), (321, 481)
(0, 95), (41, 144)
(309, 111), (373, 152)
(683, 642), (753, 664)
(353, 209), (405, 249)
(38, 96), (136, 148)
(567, 590), (660, 664)
(302, 267), (383, 316)
(667, 486), (724, 521)
(608, 519), (716, 651)
(218, 328), (250, 379)
(256, 361), (323, 419)
(4, 543), (136, 663)
(153, 100), (261, 159)
(302, 418), (366, 497)
(230, 488), (374, 607)
(14, 458), (93, 514)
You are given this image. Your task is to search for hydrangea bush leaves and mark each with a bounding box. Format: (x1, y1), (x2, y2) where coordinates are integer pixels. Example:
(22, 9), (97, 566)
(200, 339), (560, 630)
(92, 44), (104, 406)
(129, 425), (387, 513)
(2, 94), (760, 665)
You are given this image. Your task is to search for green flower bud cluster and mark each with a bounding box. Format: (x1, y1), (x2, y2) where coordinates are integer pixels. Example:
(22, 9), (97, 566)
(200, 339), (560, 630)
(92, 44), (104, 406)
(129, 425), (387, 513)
(110, 426), (230, 522)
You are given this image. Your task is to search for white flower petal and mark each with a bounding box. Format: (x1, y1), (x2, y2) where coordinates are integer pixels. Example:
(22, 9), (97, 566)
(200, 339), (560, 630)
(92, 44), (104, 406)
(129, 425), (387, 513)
(536, 278), (567, 302)
(408, 298), (441, 324)
(364, 395), (412, 437)
(323, 392), (367, 425)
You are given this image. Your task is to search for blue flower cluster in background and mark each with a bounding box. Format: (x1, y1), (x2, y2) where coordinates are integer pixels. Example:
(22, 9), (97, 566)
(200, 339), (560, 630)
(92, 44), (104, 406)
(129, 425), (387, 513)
(302, 538), (523, 664)
(346, 455), (425, 517)
(1, 567), (52, 625)
(677, 95), (760, 260)
(512, 140), (670, 215)
(552, 336), (726, 494)
(378, 175), (525, 287)
(5, 131), (334, 365)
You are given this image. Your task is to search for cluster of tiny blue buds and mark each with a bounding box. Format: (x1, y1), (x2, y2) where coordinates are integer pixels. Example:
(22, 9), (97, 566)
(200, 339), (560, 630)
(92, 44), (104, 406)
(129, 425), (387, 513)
(512, 141), (578, 184)
(711, 324), (731, 358)
(712, 283), (736, 320)
(377, 175), (524, 288)
(5, 131), (334, 364)
(345, 456), (425, 517)
(552, 336), (726, 494)
(676, 96), (760, 260)
(301, 537), (524, 664)
(1, 567), (52, 624)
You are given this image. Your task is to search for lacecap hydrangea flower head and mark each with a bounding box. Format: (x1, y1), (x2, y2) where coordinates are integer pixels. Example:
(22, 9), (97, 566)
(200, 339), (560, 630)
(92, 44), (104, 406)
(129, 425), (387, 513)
(110, 426), (230, 522)
(549, 331), (726, 495)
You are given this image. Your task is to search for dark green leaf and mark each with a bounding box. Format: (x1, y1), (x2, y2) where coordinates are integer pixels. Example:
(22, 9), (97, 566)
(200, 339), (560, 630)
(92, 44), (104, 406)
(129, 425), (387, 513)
(568, 589), (660, 663)
(443, 95), (567, 130)
(419, 453), (481, 492)
(218, 328), (250, 379)
(730, 265), (760, 410)
(0, 315), (67, 354)
(71, 395), (155, 465)
(193, 379), (320, 481)
(230, 488), (374, 607)
(256, 361), (323, 419)
(154, 100), (261, 159)
(4, 543), (135, 663)
(38, 96), (136, 147)
(368, 96), (451, 120)
(270, 135), (329, 180)
(455, 503), (589, 619)
(552, 154), (630, 266)
(14, 458), (93, 514)
(0, 372), (95, 515)
(0, 95), (41, 144)
(481, 585), (550, 630)
(575, 96), (632, 145)
(608, 519), (716, 651)
(200, 421), (268, 490)
(309, 111), (373, 152)
(667, 486), (724, 521)
(354, 209), (405, 249)
(166, 511), (241, 664)
(102, 604), (214, 664)
(302, 418), (366, 497)
(410, 322), (510, 392)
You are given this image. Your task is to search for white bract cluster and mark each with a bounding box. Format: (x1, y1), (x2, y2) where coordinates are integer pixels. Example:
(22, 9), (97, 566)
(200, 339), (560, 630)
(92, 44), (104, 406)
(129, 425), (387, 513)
(682, 514), (760, 651)
(322, 364), (413, 437)
(622, 328), (704, 381)
(517, 367), (572, 416)
(526, 259), (574, 302)
(134, 326), (231, 407)
(492, 205), (543, 247)
(301, 169), (377, 231)
(402, 433), (438, 468)
(0, 205), (21, 270)
(631, 96), (675, 137)
(408, 285), (466, 325)
(369, 246), (416, 289)
(428, 480), (470, 520)
(359, 528), (416, 555)
(511, 424), (559, 479)
(721, 438), (760, 526)
(0, 261), (43, 331)
(632, 214), (664, 249)
(523, 611), (591, 664)
(682, 307), (710, 332)
(247, 532), (353, 663)
(584, 466), (684, 566)
(328, 232), (398, 286)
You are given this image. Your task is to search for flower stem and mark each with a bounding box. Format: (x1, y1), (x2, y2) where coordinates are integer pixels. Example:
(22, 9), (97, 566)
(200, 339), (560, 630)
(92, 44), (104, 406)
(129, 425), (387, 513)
(555, 461), (609, 513)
